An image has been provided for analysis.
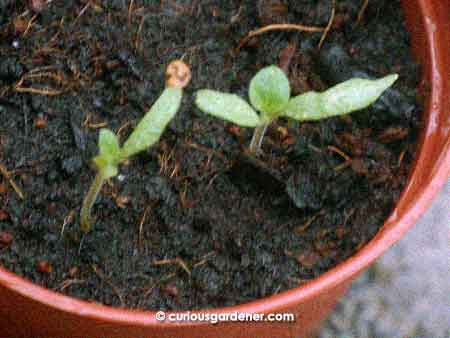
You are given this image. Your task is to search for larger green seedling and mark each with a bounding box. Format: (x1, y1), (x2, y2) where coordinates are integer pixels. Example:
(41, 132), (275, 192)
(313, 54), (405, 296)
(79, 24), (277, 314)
(80, 65), (188, 233)
(195, 66), (398, 154)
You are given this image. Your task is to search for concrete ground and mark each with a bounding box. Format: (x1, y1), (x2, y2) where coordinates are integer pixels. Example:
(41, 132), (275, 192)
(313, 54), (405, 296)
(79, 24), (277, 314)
(320, 181), (450, 338)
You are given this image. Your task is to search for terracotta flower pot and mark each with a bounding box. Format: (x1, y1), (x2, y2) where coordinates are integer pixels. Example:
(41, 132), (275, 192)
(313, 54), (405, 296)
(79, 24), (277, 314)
(1, 1), (449, 337)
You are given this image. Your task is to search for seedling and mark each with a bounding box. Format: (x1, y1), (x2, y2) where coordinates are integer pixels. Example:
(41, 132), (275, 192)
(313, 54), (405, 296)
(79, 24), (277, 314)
(195, 65), (398, 154)
(80, 60), (191, 233)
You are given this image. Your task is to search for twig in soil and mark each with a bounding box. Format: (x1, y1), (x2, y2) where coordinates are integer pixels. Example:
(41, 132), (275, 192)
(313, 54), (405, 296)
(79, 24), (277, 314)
(23, 14), (38, 37)
(189, 0), (201, 16)
(327, 145), (352, 171)
(138, 204), (155, 250)
(205, 171), (221, 191)
(128, 0), (135, 25)
(0, 164), (25, 200)
(342, 209), (355, 227)
(317, 0), (336, 50)
(182, 141), (227, 161)
(169, 162), (181, 179)
(308, 144), (323, 154)
(0, 87), (8, 98)
(34, 46), (65, 56)
(60, 210), (76, 237)
(192, 251), (216, 268)
(116, 121), (133, 141)
(356, 0), (370, 26)
(179, 180), (196, 209)
(58, 278), (86, 291)
(157, 148), (175, 176)
(72, 1), (92, 27)
(14, 86), (64, 97)
(135, 14), (146, 51)
(142, 272), (176, 299)
(27, 65), (60, 74)
(92, 265), (125, 307)
(316, 227), (335, 240)
(47, 17), (65, 46)
(235, 23), (325, 54)
(18, 9), (31, 18)
(397, 148), (407, 167)
(230, 5), (244, 25)
(87, 122), (108, 130)
(83, 114), (108, 130)
(15, 67), (67, 94)
(278, 40), (298, 74)
(295, 210), (325, 235)
(78, 234), (86, 255)
(273, 284), (282, 294)
(21, 71), (65, 83)
(152, 257), (191, 276)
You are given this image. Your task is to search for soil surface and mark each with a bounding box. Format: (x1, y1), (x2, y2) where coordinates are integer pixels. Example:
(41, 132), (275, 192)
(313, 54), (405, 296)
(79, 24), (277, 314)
(0, 0), (421, 311)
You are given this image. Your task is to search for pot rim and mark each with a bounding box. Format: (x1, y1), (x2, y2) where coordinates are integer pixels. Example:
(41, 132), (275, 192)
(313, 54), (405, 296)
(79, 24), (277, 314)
(0, 0), (449, 328)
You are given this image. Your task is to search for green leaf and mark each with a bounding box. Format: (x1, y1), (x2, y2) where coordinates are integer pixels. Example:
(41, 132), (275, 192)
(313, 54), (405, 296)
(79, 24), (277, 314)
(98, 129), (121, 160)
(122, 87), (182, 158)
(93, 129), (121, 179)
(281, 92), (323, 121)
(95, 160), (118, 179)
(195, 89), (261, 127)
(282, 74), (398, 121)
(249, 65), (291, 118)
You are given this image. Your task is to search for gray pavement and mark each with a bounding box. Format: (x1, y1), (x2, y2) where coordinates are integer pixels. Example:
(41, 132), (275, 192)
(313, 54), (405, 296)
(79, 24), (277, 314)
(320, 181), (450, 338)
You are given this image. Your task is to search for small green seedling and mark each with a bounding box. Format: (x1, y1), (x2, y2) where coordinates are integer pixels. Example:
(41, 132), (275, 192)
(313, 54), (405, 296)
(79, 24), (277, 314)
(80, 60), (191, 233)
(195, 65), (398, 154)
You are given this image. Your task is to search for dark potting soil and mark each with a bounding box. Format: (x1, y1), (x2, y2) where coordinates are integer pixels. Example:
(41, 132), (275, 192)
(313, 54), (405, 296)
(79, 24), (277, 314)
(0, 0), (422, 311)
